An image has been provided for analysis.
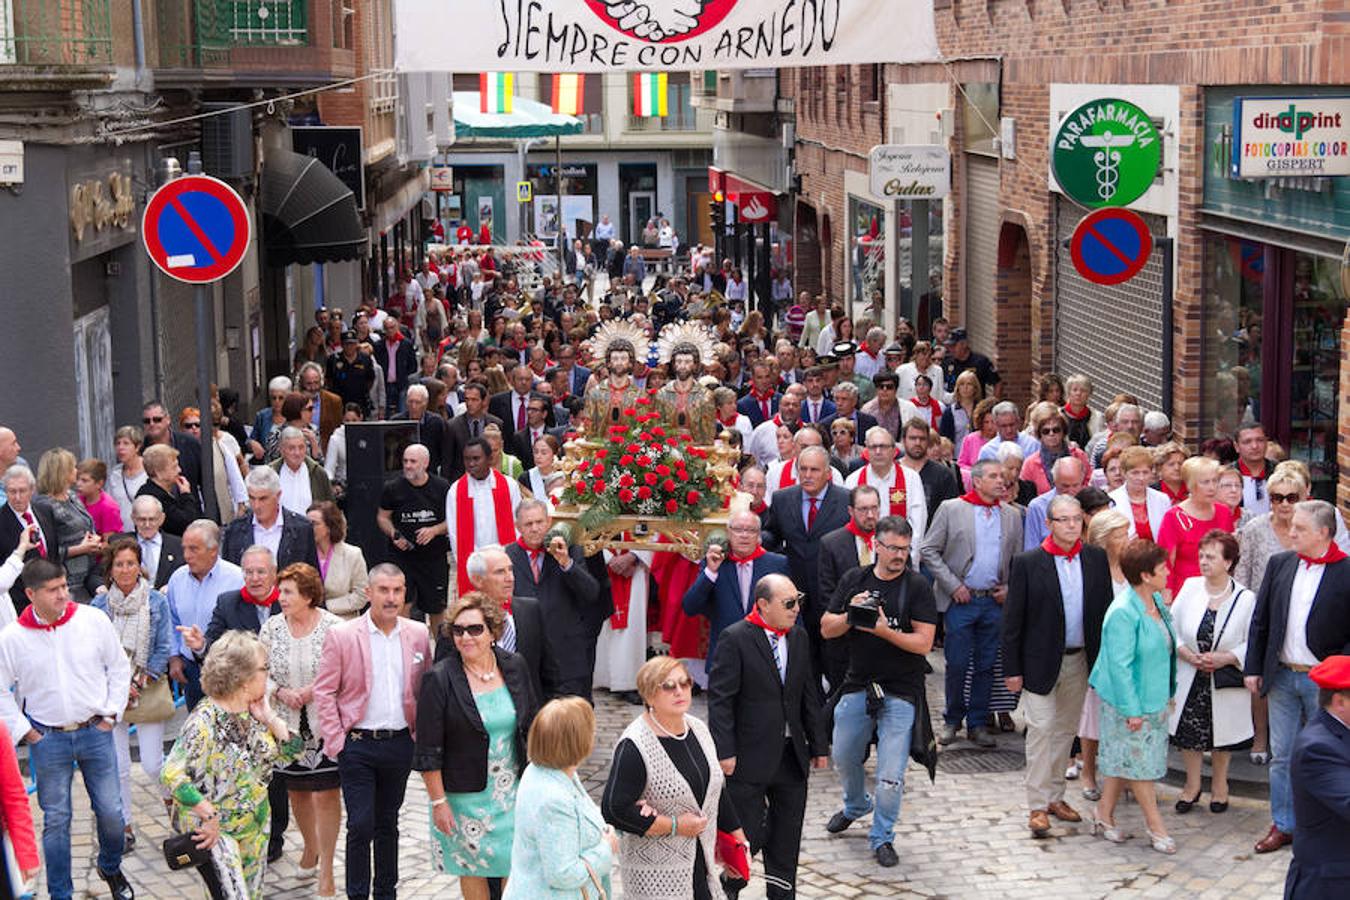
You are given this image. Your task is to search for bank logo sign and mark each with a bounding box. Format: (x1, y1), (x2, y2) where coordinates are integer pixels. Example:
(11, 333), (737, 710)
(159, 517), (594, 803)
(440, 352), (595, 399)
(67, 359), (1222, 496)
(1052, 98), (1161, 209)
(1231, 97), (1350, 178)
(394, 0), (940, 72)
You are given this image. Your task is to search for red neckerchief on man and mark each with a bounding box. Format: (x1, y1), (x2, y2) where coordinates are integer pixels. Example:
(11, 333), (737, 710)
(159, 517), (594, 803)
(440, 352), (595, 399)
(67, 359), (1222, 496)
(1041, 536), (1082, 562)
(17, 601), (76, 631)
(1237, 459), (1268, 481)
(745, 606), (790, 637)
(960, 490), (1000, 508)
(729, 546), (767, 565)
(241, 585), (280, 608)
(845, 520), (874, 550)
(1299, 543), (1347, 569)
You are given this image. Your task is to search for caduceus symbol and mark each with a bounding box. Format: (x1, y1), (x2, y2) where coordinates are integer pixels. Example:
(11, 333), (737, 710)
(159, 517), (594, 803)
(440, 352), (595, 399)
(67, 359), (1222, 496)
(1080, 128), (1136, 202)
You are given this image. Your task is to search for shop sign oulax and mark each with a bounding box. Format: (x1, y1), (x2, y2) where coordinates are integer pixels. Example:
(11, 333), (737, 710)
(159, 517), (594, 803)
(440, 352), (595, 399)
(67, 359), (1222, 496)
(867, 145), (950, 200)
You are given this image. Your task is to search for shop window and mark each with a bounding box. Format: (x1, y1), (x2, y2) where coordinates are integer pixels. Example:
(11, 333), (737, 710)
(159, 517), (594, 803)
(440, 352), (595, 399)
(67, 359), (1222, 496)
(1201, 234), (1265, 438)
(848, 196), (885, 311)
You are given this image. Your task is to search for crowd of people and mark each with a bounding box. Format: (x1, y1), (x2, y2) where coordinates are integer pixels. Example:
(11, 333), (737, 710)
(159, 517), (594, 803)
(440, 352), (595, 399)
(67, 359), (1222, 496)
(0, 242), (1346, 900)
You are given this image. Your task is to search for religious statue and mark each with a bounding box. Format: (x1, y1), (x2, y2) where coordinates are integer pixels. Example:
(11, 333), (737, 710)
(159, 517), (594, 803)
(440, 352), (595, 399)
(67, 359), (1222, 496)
(582, 320), (648, 441)
(654, 322), (718, 444)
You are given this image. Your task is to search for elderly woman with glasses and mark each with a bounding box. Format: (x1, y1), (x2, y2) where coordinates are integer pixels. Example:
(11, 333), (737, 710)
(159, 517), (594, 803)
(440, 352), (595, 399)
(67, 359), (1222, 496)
(262, 392), (322, 464)
(602, 656), (746, 900)
(1020, 409), (1091, 496)
(251, 376), (294, 461)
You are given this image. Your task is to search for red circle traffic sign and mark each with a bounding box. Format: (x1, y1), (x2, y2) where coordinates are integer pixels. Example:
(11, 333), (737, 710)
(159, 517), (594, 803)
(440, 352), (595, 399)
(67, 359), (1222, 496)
(142, 174), (251, 284)
(1069, 207), (1153, 286)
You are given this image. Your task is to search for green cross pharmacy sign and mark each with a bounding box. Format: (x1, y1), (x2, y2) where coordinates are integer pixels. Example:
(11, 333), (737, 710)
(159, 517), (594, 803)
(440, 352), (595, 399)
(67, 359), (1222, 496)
(1052, 98), (1162, 208)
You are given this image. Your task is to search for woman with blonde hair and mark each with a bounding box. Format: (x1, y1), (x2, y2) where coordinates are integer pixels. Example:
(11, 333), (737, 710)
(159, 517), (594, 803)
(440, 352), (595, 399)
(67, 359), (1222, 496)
(482, 422), (525, 479)
(135, 444), (203, 536)
(939, 368), (983, 451)
(1062, 374), (1102, 449)
(957, 397), (1000, 489)
(505, 697), (616, 900)
(1156, 456), (1235, 599)
(602, 656), (746, 900)
(1153, 441), (1189, 505)
(35, 447), (102, 602)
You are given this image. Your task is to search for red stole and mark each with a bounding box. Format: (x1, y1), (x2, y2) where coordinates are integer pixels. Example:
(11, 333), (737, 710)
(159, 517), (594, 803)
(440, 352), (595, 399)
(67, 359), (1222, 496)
(240, 585), (280, 608)
(778, 458), (798, 490)
(608, 535), (636, 630)
(1299, 543), (1347, 569)
(455, 471), (516, 594)
(858, 464), (906, 517)
(915, 396), (942, 428)
(17, 601), (76, 631)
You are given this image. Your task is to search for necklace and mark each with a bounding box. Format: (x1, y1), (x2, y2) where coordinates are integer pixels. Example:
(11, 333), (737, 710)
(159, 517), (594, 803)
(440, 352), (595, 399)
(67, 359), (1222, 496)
(463, 656), (497, 683)
(647, 712), (689, 740)
(1205, 579), (1232, 603)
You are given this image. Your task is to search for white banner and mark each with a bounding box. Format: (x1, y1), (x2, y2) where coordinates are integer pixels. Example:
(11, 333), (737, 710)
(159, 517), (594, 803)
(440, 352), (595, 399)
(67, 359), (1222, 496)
(395, 0), (939, 73)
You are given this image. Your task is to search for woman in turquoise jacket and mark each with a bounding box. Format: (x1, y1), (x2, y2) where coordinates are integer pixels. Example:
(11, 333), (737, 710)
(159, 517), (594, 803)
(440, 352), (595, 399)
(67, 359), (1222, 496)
(1088, 540), (1178, 855)
(505, 697), (616, 900)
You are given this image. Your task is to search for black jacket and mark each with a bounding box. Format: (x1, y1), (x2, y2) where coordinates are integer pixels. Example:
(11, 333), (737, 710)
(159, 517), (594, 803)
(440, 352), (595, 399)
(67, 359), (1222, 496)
(134, 480), (203, 537)
(435, 593), (561, 702)
(0, 503), (58, 612)
(373, 336), (418, 397)
(221, 509), (320, 571)
(818, 525), (865, 619)
(141, 432), (204, 502)
(445, 412), (504, 484)
(413, 646), (538, 792)
(203, 590), (281, 650)
(707, 619), (828, 781)
(1245, 552), (1350, 693)
(488, 391), (532, 446)
(503, 542), (605, 697)
(1001, 545), (1112, 695)
(397, 412), (448, 478)
(1283, 708), (1350, 900)
(916, 459), (960, 523)
(762, 484), (851, 622)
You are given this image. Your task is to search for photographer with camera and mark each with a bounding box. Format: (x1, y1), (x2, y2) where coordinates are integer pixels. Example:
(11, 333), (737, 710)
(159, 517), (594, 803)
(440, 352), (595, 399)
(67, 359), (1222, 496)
(820, 516), (938, 868)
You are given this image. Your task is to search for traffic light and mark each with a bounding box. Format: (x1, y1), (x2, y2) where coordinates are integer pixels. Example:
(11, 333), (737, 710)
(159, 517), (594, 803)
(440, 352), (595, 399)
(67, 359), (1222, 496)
(710, 191), (725, 260)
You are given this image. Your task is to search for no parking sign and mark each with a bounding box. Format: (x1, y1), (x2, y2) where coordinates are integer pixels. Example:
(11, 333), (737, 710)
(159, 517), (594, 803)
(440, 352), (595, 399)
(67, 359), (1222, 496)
(142, 175), (251, 284)
(1069, 208), (1153, 286)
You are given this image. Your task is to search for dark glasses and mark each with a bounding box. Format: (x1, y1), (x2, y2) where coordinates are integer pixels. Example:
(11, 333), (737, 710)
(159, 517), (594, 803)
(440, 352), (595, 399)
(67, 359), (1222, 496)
(142, 415), (165, 424)
(1269, 492), (1300, 505)
(1040, 426), (1063, 435)
(659, 677), (694, 692)
(450, 623), (487, 637)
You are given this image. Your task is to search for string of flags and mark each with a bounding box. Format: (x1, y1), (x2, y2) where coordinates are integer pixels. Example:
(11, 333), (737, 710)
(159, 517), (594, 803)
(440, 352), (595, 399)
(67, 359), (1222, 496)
(478, 71), (671, 118)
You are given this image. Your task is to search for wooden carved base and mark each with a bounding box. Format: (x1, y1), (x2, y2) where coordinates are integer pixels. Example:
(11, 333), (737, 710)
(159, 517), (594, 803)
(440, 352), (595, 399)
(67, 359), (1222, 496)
(550, 498), (749, 560)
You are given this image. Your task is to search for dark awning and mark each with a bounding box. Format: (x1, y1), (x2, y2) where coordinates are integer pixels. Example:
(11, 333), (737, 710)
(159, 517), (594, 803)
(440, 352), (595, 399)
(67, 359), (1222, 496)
(261, 148), (365, 266)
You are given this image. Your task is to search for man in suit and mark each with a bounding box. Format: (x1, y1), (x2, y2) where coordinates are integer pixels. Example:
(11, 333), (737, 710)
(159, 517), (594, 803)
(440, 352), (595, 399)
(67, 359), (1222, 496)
(683, 510), (790, 671)
(1284, 654), (1350, 900)
(509, 393), (553, 465)
(374, 316), (418, 416)
(0, 464), (58, 613)
(818, 485), (882, 691)
(445, 383), (502, 484)
(443, 546), (561, 702)
(763, 445), (851, 680)
(921, 458), (1024, 748)
(488, 365), (537, 447)
(314, 564), (430, 900)
(799, 367), (836, 425)
(820, 383), (877, 444)
(1002, 494), (1112, 837)
(556, 344), (591, 396)
(296, 361), (344, 453)
(1244, 499), (1350, 853)
(708, 573), (829, 900)
(126, 495), (183, 589)
(738, 360), (781, 428)
(748, 386), (806, 469)
(221, 466), (320, 572)
(140, 400), (204, 506)
(397, 384), (449, 477)
(506, 500), (605, 701)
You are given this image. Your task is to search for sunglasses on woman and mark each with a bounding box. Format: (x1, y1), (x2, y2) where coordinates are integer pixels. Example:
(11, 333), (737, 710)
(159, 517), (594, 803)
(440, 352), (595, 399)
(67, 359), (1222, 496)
(659, 676), (694, 692)
(1269, 492), (1300, 505)
(450, 623), (487, 637)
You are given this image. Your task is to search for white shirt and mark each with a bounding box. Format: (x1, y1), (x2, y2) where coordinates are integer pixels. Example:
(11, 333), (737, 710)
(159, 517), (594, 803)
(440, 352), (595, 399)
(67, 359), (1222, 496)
(252, 514), (285, 560)
(764, 458), (844, 503)
(1280, 558), (1326, 667)
(167, 558), (245, 657)
(278, 462), (313, 516)
(0, 604), (132, 739)
(445, 473), (522, 558)
(357, 618), (408, 731)
(896, 361), (950, 403)
(854, 349), (884, 379)
(325, 424), (349, 484)
(845, 462), (926, 563)
(747, 418), (788, 467)
(139, 532), (163, 581)
(108, 463), (148, 532)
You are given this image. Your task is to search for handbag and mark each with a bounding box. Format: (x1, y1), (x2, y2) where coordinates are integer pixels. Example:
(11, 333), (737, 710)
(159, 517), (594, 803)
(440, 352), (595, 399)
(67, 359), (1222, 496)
(124, 673), (175, 725)
(161, 831), (211, 871)
(1209, 584), (1246, 690)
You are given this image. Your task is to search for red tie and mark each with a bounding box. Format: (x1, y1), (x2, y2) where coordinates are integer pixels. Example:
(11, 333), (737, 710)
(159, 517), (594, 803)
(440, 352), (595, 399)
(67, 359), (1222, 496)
(807, 496), (819, 531)
(529, 550), (542, 582)
(21, 511), (46, 558)
(761, 398), (770, 420)
(516, 397), (526, 431)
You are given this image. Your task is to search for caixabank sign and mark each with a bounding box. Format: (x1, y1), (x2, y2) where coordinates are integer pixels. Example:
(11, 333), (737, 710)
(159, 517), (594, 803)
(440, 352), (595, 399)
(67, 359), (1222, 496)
(1231, 97), (1350, 178)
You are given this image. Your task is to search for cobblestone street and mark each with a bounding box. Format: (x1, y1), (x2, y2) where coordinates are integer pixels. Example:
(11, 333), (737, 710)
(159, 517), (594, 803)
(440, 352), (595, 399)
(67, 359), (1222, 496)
(32, 654), (1293, 900)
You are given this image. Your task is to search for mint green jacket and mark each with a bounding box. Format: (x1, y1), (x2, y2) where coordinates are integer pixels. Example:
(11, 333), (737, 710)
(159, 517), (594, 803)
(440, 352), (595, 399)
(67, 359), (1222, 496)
(1088, 586), (1177, 717)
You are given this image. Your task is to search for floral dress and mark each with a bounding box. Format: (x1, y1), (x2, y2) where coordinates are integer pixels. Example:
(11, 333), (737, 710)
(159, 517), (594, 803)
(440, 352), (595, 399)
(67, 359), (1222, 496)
(431, 685), (518, 878)
(161, 699), (303, 899)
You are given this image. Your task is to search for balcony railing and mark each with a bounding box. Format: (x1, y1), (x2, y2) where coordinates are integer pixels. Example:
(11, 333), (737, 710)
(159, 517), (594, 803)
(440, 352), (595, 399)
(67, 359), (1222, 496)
(370, 69), (397, 112)
(156, 0), (352, 76)
(0, 0), (113, 66)
(626, 111), (699, 133)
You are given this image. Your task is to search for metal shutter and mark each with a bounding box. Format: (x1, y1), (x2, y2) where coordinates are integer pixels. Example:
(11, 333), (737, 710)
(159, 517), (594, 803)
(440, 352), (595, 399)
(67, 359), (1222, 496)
(963, 156), (999, 353)
(1053, 196), (1166, 411)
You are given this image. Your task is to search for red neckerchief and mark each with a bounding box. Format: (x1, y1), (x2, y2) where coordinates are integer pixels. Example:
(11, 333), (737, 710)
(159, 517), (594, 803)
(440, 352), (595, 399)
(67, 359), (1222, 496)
(749, 500), (768, 515)
(729, 546), (767, 564)
(718, 413), (739, 427)
(746, 606), (790, 637)
(17, 601), (76, 631)
(961, 490), (1000, 508)
(846, 520), (874, 549)
(1159, 480), (1189, 504)
(915, 396), (942, 426)
(1041, 536), (1082, 562)
(517, 538), (543, 564)
(1062, 403), (1090, 421)
(241, 585), (280, 608)
(749, 386), (775, 403)
(1238, 459), (1268, 480)
(1299, 543), (1347, 569)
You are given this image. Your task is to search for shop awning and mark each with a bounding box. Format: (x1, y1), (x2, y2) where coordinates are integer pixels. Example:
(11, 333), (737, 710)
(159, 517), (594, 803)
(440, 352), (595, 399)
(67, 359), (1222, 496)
(261, 148), (366, 266)
(452, 92), (583, 138)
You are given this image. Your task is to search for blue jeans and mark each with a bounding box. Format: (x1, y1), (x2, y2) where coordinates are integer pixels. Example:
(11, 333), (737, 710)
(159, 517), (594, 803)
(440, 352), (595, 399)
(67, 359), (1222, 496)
(943, 594), (1002, 729)
(1267, 666), (1320, 833)
(30, 723), (125, 899)
(832, 691), (915, 849)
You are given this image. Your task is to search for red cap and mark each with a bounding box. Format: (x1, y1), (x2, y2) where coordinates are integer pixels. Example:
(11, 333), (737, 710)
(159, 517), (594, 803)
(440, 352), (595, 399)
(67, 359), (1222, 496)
(1309, 655), (1350, 691)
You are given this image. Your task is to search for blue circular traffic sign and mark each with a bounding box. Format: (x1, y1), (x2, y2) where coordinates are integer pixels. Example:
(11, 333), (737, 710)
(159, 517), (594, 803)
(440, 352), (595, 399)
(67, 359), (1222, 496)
(1069, 208), (1153, 286)
(142, 175), (251, 284)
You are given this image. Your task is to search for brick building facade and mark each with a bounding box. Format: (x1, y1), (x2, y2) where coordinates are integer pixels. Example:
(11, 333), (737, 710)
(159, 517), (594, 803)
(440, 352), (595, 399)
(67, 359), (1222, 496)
(788, 0), (1349, 506)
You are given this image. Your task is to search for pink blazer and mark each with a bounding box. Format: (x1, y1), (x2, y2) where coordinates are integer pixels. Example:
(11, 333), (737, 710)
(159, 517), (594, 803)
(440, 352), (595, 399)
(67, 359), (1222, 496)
(313, 612), (431, 759)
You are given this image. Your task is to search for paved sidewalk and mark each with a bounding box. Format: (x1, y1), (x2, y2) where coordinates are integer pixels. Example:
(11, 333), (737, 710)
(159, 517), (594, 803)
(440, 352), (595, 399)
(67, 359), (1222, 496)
(33, 662), (1291, 899)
